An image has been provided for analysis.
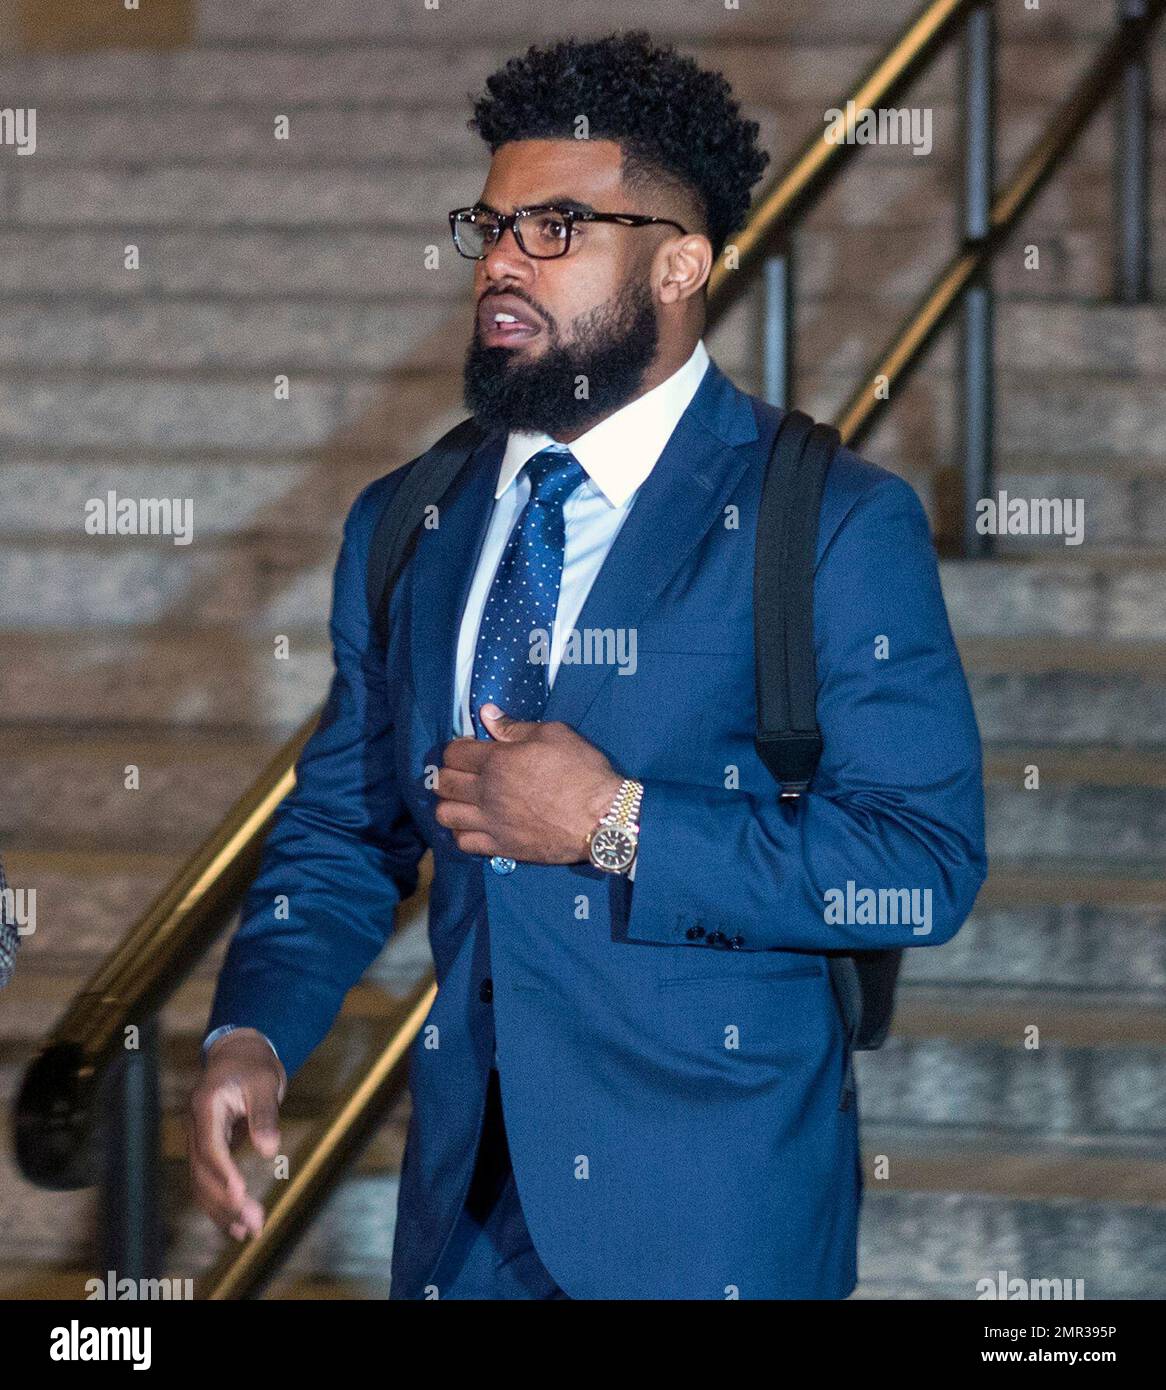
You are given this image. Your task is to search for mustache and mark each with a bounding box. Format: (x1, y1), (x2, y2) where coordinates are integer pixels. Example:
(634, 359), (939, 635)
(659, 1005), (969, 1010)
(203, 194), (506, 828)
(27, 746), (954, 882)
(477, 288), (555, 334)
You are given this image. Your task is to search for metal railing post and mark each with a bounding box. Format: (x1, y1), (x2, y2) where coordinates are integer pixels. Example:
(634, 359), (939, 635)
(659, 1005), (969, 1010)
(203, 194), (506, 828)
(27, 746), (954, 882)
(100, 1017), (163, 1284)
(1115, 0), (1152, 303)
(762, 248), (794, 410)
(957, 0), (997, 557)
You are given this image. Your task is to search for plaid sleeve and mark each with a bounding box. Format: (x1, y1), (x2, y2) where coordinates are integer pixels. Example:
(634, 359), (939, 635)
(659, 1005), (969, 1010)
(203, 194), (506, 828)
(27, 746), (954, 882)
(0, 857), (17, 988)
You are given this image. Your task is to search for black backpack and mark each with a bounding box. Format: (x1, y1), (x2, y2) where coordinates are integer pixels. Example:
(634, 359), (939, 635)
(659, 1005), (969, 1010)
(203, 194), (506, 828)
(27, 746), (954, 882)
(365, 408), (902, 1107)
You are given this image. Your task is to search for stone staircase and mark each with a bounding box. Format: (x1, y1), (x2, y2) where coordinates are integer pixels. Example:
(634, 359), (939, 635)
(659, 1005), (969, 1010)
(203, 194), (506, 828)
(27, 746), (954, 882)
(0, 0), (1163, 1298)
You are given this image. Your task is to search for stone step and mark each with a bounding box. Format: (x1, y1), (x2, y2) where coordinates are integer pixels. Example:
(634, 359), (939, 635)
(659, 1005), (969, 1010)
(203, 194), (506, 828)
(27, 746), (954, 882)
(984, 747), (1166, 864)
(1, 366), (1161, 463)
(3, 453), (1162, 560)
(4, 833), (1163, 987)
(0, 729), (284, 853)
(16, 96), (1166, 172)
(859, 1126), (1166, 1206)
(3, 1183), (1160, 1298)
(798, 372), (1166, 462)
(0, 632), (332, 733)
(728, 299), (1166, 384)
(984, 746), (1166, 786)
(902, 904), (1166, 994)
(0, 224), (1158, 301)
(855, 1190), (1165, 1299)
(941, 553), (1166, 641)
(1, 295), (1161, 379)
(970, 665), (1166, 744)
(1, 718), (1165, 847)
(0, 969), (405, 1046)
(0, 533), (345, 635)
(194, 0), (1133, 46)
(856, 1033), (1165, 1137)
(904, 468), (1166, 556)
(4, 633), (1166, 740)
(0, 374), (457, 458)
(3, 537), (1165, 637)
(2, 34), (1162, 110)
(8, 156), (1160, 230)
(0, 1265), (386, 1300)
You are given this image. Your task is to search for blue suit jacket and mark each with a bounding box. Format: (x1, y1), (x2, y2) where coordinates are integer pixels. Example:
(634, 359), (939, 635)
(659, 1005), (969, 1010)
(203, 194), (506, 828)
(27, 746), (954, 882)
(207, 358), (987, 1299)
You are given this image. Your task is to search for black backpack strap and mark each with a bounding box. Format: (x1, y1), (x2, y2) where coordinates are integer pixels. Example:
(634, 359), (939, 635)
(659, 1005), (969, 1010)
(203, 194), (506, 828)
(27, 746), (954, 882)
(754, 407), (903, 1087)
(753, 408), (840, 798)
(365, 416), (486, 648)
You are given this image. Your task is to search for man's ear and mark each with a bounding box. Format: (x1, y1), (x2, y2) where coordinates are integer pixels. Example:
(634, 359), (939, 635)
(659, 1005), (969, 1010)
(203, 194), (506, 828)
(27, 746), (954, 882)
(657, 233), (713, 305)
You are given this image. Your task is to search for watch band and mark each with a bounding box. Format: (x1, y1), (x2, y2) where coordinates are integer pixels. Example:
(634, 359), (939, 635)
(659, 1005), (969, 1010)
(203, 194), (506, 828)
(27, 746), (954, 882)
(603, 777), (643, 834)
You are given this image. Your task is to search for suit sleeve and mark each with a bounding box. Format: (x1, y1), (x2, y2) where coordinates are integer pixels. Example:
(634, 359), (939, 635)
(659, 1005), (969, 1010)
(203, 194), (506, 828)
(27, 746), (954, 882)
(624, 472), (987, 952)
(205, 469), (428, 1079)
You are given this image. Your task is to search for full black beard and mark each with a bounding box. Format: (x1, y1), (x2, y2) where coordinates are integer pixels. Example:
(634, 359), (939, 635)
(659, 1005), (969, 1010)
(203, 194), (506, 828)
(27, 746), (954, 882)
(463, 278), (660, 436)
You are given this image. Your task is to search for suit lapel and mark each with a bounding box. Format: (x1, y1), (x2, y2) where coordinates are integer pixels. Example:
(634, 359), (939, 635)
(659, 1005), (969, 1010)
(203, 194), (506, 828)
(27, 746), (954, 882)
(541, 358), (759, 735)
(406, 359), (762, 752)
(408, 429), (505, 753)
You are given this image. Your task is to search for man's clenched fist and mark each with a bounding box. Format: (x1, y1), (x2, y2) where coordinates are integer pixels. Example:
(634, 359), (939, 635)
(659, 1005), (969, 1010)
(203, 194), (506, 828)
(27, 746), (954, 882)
(435, 705), (623, 863)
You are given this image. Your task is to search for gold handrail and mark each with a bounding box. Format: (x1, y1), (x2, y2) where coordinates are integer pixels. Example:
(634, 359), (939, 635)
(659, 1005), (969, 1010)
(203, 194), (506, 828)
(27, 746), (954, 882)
(707, 0), (973, 306)
(13, 718), (316, 1187)
(836, 2), (1164, 446)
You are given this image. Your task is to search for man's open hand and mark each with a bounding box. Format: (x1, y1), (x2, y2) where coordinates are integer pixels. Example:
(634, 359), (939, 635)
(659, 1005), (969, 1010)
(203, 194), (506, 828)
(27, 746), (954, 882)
(434, 705), (623, 863)
(186, 1029), (286, 1242)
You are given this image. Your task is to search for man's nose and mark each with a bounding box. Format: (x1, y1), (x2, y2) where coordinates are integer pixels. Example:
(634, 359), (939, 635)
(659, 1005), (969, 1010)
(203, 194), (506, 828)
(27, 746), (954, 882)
(481, 222), (533, 281)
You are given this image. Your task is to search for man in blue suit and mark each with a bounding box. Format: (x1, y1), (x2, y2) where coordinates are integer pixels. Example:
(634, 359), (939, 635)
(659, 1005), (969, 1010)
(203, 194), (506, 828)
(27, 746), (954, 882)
(189, 31), (986, 1299)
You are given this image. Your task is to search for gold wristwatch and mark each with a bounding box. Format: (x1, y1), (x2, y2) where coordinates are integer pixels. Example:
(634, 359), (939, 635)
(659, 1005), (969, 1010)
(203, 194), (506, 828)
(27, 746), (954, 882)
(586, 777), (644, 874)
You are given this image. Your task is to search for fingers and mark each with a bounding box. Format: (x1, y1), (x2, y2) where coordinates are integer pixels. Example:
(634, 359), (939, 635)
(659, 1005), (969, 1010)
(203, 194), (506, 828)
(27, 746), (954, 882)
(187, 1081), (254, 1236)
(433, 797), (498, 854)
(449, 831), (500, 857)
(433, 767), (479, 804)
(442, 736), (490, 772)
(434, 793), (487, 830)
(246, 1080), (283, 1161)
(188, 1062), (284, 1241)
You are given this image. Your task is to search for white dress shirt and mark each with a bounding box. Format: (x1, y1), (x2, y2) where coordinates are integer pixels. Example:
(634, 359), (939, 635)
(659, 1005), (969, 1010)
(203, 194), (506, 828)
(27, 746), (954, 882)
(453, 337), (711, 737)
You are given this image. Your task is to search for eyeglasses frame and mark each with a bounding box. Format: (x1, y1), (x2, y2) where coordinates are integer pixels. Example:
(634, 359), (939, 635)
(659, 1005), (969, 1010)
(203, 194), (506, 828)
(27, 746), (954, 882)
(448, 203), (690, 260)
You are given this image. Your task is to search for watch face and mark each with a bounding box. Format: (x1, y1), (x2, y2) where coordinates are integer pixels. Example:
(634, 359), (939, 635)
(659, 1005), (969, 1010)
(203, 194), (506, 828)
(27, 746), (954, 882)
(589, 824), (636, 872)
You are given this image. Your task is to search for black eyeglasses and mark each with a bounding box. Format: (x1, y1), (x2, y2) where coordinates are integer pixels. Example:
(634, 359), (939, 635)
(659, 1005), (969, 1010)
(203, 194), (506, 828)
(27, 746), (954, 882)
(449, 204), (688, 260)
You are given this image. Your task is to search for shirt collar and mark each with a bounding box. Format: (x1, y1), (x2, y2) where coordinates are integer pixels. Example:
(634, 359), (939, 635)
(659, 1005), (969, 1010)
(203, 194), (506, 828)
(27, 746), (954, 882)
(495, 338), (711, 507)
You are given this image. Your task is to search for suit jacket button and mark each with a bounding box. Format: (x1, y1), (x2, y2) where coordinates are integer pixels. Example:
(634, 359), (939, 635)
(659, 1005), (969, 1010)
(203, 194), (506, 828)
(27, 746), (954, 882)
(707, 930), (726, 947)
(479, 978), (493, 1003)
(490, 856), (516, 874)
(729, 935), (745, 949)
(685, 925), (705, 940)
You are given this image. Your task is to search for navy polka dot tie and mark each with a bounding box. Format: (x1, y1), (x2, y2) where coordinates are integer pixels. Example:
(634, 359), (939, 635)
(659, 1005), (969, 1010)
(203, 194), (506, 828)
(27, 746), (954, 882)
(469, 446), (586, 738)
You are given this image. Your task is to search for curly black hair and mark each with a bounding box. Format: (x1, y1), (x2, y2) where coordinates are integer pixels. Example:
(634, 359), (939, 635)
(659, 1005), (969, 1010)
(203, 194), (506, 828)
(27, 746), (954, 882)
(468, 31), (769, 258)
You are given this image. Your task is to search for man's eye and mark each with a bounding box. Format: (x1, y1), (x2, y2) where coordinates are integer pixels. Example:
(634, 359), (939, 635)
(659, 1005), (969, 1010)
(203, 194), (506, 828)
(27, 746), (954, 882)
(534, 215), (569, 241)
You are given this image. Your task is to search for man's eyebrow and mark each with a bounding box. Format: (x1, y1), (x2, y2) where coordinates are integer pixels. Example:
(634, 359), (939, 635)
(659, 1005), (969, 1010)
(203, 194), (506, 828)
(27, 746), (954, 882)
(539, 196), (599, 215)
(474, 196), (600, 216)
